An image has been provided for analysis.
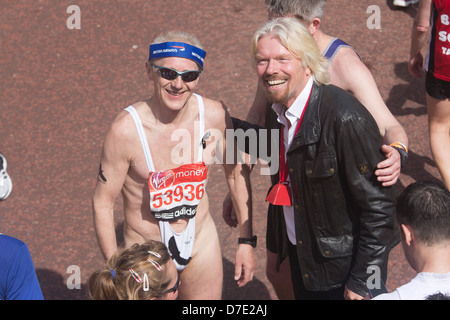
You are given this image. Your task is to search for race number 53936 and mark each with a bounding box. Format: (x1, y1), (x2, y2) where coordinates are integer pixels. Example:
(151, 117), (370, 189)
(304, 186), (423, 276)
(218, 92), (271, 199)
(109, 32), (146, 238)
(152, 183), (204, 209)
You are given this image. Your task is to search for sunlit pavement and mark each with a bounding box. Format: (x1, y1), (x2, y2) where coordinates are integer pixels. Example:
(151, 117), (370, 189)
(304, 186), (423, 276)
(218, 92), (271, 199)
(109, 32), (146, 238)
(0, 1), (436, 299)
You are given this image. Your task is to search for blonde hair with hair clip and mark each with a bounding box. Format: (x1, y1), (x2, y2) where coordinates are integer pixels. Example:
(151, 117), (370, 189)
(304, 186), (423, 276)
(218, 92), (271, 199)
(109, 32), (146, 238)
(88, 240), (173, 300)
(251, 17), (330, 86)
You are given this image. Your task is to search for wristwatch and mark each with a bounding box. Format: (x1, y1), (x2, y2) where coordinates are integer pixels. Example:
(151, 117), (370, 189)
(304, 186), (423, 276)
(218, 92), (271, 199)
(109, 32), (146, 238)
(238, 236), (257, 248)
(390, 142), (408, 168)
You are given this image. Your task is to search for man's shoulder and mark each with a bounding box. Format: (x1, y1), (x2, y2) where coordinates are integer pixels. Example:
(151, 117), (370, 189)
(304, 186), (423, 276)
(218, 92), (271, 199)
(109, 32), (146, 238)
(330, 45), (364, 68)
(319, 83), (361, 106)
(198, 94), (229, 128)
(198, 94), (224, 111)
(319, 84), (376, 125)
(372, 273), (450, 300)
(0, 234), (26, 248)
(329, 46), (375, 93)
(0, 234), (28, 262)
(109, 103), (146, 137)
(371, 275), (422, 300)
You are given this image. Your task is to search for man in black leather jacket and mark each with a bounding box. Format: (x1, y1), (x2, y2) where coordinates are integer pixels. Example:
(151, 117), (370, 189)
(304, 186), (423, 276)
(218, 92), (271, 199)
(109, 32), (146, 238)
(243, 17), (400, 299)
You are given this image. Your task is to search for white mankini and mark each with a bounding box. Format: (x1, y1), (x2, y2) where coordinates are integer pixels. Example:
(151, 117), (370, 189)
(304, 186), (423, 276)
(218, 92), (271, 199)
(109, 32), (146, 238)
(125, 93), (208, 271)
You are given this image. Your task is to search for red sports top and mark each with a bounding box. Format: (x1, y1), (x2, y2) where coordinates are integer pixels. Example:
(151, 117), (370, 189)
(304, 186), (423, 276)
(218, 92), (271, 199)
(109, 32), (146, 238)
(428, 0), (450, 82)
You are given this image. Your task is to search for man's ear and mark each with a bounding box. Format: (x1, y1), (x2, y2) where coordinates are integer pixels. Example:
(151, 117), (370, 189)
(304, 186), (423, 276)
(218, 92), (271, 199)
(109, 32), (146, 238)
(401, 224), (414, 246)
(308, 18), (321, 36)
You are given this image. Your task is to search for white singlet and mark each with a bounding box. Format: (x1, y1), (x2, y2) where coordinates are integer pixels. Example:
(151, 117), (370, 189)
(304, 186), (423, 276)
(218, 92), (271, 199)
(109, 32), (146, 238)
(125, 93), (207, 271)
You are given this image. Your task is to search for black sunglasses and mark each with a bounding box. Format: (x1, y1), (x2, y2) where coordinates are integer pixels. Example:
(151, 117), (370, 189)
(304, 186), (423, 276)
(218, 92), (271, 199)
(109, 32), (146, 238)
(165, 273), (180, 294)
(153, 64), (201, 82)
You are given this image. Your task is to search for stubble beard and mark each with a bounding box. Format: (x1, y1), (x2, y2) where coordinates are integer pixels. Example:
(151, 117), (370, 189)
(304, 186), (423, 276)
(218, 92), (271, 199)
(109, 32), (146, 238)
(262, 76), (289, 105)
(263, 86), (289, 105)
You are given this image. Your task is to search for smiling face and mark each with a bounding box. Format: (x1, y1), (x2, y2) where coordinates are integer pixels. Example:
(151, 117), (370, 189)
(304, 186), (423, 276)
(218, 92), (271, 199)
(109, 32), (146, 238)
(147, 56), (200, 112)
(254, 35), (311, 108)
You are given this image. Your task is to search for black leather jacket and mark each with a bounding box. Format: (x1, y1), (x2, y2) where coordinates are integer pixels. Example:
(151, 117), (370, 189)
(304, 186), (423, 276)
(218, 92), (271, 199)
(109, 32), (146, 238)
(235, 83), (400, 296)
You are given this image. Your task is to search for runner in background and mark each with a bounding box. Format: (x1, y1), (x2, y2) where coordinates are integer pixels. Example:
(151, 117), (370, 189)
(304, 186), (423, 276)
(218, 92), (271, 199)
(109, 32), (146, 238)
(409, 0), (450, 190)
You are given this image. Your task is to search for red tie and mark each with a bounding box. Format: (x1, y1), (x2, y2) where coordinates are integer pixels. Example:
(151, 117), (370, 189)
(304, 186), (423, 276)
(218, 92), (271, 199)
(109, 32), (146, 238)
(266, 91), (311, 206)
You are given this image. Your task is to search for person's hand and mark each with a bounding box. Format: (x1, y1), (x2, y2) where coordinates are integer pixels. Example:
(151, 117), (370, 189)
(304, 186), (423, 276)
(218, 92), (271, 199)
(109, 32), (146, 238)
(375, 145), (401, 187)
(222, 192), (238, 227)
(234, 244), (255, 287)
(344, 286), (365, 300)
(408, 53), (423, 79)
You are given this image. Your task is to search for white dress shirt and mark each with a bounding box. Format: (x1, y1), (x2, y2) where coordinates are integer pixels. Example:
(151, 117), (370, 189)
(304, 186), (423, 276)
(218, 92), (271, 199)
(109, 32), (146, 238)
(271, 77), (314, 245)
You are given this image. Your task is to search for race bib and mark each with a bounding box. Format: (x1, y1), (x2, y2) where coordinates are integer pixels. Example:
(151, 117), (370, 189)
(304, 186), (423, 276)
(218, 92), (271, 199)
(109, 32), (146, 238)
(433, 0), (450, 81)
(148, 163), (208, 221)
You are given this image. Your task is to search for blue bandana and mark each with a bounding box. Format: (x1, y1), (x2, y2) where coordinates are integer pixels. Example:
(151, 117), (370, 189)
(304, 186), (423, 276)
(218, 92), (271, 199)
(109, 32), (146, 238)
(149, 42), (207, 69)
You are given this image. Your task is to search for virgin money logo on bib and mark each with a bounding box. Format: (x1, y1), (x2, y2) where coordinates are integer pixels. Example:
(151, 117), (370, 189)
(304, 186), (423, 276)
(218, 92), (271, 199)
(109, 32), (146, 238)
(150, 170), (175, 190)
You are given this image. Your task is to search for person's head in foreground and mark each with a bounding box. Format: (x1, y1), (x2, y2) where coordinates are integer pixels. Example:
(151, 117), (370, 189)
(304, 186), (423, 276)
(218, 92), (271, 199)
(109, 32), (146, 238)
(396, 181), (450, 273)
(88, 240), (179, 300)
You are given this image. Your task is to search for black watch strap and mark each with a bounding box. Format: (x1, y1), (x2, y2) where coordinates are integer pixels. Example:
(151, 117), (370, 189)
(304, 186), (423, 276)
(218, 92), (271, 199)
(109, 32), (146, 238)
(238, 236), (257, 248)
(392, 146), (408, 168)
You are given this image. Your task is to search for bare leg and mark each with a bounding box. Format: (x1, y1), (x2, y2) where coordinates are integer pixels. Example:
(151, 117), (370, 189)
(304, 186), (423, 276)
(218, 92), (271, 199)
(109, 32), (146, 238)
(426, 93), (450, 190)
(266, 250), (294, 300)
(177, 214), (223, 300)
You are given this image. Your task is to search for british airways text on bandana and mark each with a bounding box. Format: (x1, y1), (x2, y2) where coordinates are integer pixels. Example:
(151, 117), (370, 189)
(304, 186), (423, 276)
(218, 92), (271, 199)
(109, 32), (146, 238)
(149, 42), (206, 69)
(148, 163), (208, 221)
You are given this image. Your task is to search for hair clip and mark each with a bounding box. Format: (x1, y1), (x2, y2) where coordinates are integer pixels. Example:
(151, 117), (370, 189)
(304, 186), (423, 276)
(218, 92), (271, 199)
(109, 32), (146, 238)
(148, 251), (161, 258)
(129, 268), (142, 283)
(148, 258), (162, 271)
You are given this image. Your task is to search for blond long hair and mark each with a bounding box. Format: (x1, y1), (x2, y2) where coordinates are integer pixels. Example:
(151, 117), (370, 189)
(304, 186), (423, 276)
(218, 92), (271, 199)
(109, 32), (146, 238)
(88, 240), (172, 300)
(251, 17), (330, 86)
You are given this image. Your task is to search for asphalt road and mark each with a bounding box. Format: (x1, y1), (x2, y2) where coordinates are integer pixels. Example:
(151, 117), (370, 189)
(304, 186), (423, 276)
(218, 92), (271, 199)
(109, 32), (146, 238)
(0, 1), (439, 300)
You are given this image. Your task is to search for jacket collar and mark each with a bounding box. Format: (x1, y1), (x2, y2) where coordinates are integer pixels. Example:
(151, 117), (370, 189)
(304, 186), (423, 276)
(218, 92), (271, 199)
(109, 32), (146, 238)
(288, 82), (322, 153)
